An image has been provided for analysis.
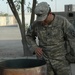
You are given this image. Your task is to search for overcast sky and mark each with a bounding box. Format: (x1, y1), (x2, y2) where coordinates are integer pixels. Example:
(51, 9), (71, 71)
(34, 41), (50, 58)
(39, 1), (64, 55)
(0, 0), (75, 14)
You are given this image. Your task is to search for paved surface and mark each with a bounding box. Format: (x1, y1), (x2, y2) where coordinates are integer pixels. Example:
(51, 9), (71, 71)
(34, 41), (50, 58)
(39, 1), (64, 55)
(0, 26), (24, 58)
(71, 64), (75, 75)
(0, 40), (23, 58)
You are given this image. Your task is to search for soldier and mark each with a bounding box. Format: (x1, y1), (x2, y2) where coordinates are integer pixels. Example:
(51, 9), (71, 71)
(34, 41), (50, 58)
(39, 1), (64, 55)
(26, 2), (75, 75)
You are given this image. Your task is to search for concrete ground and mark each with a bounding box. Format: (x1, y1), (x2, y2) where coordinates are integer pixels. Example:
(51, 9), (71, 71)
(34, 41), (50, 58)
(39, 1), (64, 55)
(0, 40), (23, 58)
(71, 64), (75, 75)
(0, 27), (23, 58)
(0, 26), (36, 60)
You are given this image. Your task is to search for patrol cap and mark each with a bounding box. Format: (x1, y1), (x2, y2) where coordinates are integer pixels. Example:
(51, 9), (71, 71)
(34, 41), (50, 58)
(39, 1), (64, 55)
(35, 2), (50, 21)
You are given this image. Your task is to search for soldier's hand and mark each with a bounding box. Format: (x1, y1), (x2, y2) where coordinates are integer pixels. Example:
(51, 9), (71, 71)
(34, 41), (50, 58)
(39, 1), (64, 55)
(35, 47), (43, 58)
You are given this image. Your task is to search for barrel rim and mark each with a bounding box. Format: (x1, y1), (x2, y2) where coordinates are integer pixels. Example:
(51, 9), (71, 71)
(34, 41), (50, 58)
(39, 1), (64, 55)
(0, 59), (46, 69)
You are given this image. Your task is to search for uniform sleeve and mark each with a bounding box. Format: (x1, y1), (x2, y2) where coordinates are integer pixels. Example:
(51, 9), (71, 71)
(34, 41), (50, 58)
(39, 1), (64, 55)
(63, 18), (75, 55)
(26, 22), (39, 54)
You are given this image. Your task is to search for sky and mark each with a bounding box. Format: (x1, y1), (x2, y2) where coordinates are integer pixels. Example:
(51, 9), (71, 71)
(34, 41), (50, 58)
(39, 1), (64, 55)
(0, 0), (75, 15)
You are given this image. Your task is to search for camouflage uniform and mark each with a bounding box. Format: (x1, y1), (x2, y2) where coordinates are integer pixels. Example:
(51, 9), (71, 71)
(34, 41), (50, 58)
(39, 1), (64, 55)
(26, 14), (75, 75)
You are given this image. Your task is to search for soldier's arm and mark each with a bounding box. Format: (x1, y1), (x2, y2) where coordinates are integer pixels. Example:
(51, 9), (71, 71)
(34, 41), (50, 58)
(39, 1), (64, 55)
(63, 18), (75, 55)
(26, 22), (39, 54)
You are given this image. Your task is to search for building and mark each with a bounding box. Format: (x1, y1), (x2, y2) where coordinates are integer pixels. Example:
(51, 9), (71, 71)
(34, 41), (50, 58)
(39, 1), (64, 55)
(65, 4), (75, 12)
(25, 13), (31, 26)
(0, 13), (34, 27)
(0, 16), (6, 26)
(0, 15), (17, 26)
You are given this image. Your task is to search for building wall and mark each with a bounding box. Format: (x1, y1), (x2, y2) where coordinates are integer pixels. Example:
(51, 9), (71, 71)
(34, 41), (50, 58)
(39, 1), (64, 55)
(0, 16), (6, 26)
(65, 4), (75, 12)
(25, 13), (31, 25)
(6, 16), (18, 26)
(0, 13), (36, 26)
(72, 5), (75, 11)
(0, 15), (17, 26)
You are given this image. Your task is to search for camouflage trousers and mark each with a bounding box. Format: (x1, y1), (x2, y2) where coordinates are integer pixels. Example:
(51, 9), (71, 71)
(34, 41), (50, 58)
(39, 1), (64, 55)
(42, 51), (71, 75)
(46, 59), (71, 75)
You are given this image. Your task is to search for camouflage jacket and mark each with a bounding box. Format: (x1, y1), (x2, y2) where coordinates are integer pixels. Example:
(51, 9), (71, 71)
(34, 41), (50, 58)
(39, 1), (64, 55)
(26, 14), (75, 59)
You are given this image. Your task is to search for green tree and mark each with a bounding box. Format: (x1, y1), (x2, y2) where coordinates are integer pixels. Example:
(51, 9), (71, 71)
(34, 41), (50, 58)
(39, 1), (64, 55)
(27, 2), (32, 13)
(6, 0), (37, 56)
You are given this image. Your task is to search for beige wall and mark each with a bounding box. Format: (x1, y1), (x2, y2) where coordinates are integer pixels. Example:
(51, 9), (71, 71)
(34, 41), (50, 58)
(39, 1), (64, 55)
(0, 15), (17, 26)
(0, 16), (6, 26)
(0, 13), (36, 26)
(6, 16), (17, 25)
